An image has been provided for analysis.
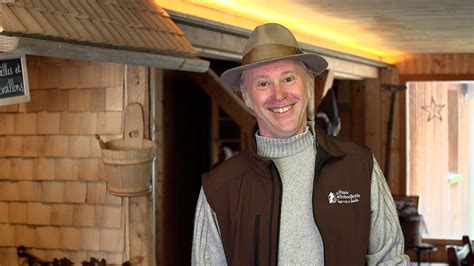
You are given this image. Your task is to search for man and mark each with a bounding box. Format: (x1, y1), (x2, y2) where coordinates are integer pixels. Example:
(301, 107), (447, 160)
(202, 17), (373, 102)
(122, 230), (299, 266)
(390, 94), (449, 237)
(192, 23), (409, 265)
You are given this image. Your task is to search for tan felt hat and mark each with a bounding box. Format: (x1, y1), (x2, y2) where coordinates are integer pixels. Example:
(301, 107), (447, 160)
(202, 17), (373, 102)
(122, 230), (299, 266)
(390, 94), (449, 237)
(220, 23), (328, 90)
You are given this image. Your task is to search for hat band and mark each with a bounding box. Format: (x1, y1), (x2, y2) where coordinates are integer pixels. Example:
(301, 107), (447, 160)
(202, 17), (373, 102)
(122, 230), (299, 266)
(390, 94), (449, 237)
(242, 44), (303, 65)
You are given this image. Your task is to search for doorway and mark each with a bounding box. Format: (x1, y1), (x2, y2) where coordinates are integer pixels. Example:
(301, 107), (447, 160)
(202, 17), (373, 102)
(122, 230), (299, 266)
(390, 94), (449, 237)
(406, 81), (474, 239)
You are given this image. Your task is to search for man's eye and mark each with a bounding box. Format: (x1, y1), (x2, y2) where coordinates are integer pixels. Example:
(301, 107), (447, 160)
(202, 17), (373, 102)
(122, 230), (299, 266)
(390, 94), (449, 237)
(257, 81), (269, 87)
(283, 76), (295, 83)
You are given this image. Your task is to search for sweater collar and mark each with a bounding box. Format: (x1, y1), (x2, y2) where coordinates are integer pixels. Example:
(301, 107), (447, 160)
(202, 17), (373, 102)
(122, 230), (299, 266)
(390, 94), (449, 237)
(248, 121), (345, 176)
(255, 127), (314, 159)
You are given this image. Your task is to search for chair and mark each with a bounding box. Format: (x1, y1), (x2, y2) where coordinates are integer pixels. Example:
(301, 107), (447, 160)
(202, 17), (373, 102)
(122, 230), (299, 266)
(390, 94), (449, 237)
(393, 195), (421, 248)
(446, 235), (473, 266)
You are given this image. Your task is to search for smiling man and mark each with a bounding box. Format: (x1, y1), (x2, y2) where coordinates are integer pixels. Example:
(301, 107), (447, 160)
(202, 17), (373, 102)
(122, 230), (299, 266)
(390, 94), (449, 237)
(192, 23), (409, 265)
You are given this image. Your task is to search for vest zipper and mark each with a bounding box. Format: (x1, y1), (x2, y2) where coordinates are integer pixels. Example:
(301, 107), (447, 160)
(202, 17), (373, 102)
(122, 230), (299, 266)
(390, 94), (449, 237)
(312, 147), (330, 266)
(268, 162), (282, 266)
(254, 215), (261, 266)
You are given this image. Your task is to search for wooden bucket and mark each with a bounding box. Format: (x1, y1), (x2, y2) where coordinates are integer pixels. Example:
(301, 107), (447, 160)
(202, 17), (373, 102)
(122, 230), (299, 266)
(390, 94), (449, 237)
(98, 103), (156, 197)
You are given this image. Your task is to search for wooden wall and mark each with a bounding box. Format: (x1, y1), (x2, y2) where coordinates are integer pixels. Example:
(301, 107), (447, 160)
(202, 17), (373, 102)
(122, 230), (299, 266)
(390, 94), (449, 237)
(397, 54), (474, 77)
(394, 53), (474, 194)
(335, 69), (403, 195)
(0, 56), (125, 264)
(407, 82), (471, 238)
(394, 53), (474, 263)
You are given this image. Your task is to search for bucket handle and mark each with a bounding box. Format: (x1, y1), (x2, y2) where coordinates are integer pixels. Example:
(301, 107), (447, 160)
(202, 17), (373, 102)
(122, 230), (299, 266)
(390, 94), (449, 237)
(95, 135), (106, 149)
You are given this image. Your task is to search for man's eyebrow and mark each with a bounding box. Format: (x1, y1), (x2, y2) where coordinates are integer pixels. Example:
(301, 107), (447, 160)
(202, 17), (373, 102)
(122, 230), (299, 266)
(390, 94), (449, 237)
(253, 70), (297, 79)
(253, 74), (270, 79)
(281, 70), (297, 75)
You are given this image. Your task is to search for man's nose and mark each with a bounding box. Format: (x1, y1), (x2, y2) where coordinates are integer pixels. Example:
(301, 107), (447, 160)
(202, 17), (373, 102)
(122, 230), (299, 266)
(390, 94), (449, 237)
(272, 83), (287, 101)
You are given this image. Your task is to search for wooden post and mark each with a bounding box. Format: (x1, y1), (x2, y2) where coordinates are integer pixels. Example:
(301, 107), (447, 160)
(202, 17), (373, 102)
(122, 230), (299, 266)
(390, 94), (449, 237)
(364, 77), (382, 163)
(124, 65), (154, 266)
(351, 80), (366, 145)
(211, 101), (220, 164)
(152, 68), (167, 266)
(381, 68), (402, 194)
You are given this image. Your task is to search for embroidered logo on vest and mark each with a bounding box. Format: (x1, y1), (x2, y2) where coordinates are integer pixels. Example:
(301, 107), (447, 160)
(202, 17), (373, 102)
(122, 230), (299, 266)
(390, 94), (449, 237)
(328, 192), (337, 203)
(328, 190), (360, 204)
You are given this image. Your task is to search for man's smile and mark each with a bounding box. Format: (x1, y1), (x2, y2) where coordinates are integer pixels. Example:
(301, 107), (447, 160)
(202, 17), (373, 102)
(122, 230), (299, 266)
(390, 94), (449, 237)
(269, 103), (295, 113)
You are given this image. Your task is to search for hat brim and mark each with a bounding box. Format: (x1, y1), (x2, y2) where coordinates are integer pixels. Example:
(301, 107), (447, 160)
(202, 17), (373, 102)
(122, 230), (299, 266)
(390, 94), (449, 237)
(220, 53), (328, 90)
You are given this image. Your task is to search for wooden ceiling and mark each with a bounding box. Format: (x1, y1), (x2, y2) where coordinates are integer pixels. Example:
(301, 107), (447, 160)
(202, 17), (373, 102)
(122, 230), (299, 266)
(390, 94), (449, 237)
(262, 0), (474, 54)
(158, 0), (473, 61)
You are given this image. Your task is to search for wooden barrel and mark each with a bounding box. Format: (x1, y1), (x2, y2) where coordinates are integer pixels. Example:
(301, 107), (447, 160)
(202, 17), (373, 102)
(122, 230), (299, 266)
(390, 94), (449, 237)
(101, 138), (156, 196)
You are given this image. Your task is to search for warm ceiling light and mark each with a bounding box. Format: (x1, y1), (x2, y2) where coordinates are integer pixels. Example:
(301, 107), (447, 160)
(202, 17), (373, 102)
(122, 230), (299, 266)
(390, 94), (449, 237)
(156, 0), (400, 62)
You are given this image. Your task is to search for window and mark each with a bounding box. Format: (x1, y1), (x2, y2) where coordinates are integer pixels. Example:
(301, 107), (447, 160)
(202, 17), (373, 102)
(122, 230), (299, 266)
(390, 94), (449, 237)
(407, 81), (474, 239)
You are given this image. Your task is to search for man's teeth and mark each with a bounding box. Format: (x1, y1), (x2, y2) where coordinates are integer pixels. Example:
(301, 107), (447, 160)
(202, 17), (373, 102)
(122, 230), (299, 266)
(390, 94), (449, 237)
(270, 105), (292, 113)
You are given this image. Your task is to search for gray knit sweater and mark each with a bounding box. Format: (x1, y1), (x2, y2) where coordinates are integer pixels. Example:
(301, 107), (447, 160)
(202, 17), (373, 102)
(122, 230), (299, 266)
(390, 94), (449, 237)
(192, 126), (410, 265)
(256, 127), (323, 265)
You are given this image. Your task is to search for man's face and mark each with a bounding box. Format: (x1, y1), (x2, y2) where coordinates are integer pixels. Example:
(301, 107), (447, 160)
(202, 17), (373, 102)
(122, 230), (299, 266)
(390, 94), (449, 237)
(242, 59), (312, 139)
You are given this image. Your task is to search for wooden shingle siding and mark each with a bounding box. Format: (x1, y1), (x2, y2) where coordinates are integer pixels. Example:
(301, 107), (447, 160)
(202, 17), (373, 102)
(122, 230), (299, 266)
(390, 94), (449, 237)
(0, 114), (15, 134)
(15, 224), (36, 247)
(0, 0), (197, 57)
(51, 204), (74, 226)
(9, 202), (27, 224)
(0, 182), (19, 201)
(0, 56), (124, 264)
(27, 202), (52, 225)
(0, 224), (15, 246)
(64, 182), (87, 203)
(24, 136), (46, 157)
(37, 112), (61, 134)
(0, 248), (17, 265)
(0, 202), (8, 223)
(11, 158), (34, 179)
(81, 227), (100, 251)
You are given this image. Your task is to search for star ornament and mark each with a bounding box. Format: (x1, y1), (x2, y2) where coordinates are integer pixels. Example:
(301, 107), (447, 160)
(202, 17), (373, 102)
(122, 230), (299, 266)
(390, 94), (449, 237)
(421, 97), (445, 122)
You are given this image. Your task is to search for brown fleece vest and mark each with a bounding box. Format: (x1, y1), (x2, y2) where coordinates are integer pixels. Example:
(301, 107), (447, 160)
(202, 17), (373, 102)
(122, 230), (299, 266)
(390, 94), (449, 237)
(202, 126), (373, 266)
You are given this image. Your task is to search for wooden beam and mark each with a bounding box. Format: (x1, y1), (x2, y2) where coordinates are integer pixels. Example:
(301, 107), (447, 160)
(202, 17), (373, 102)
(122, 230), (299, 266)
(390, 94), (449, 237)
(189, 69), (256, 135)
(172, 15), (384, 79)
(0, 36), (209, 73)
(312, 70), (335, 117)
(125, 65), (154, 266)
(322, 69), (335, 99)
(323, 56), (379, 79)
